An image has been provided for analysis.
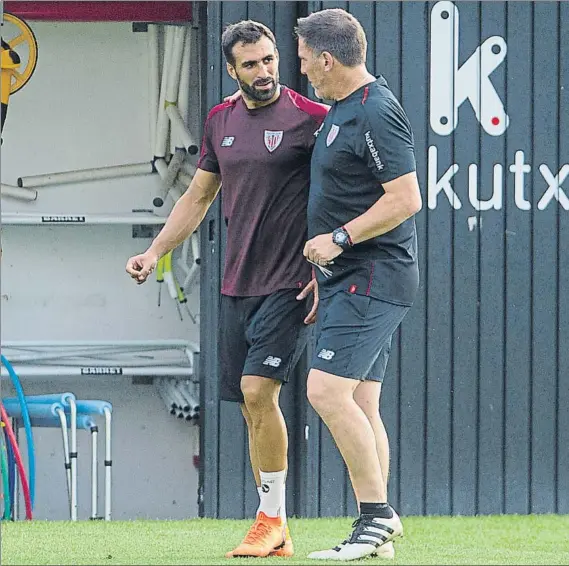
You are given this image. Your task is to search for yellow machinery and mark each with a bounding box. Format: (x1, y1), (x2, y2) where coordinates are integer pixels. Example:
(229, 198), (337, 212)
(1, 12), (38, 134)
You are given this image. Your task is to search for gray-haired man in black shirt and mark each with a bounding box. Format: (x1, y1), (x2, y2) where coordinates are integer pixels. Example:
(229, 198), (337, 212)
(295, 8), (422, 561)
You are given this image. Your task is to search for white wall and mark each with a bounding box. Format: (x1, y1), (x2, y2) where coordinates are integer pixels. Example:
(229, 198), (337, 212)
(1, 21), (201, 519)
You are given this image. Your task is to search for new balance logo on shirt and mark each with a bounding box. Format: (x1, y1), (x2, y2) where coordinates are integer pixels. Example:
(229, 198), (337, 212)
(263, 356), (282, 368)
(221, 136), (235, 147)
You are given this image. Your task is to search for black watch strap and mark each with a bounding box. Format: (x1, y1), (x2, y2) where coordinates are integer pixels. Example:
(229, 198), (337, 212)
(332, 226), (353, 251)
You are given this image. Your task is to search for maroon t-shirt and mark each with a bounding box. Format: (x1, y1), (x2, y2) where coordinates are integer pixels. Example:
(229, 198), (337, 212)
(197, 86), (328, 297)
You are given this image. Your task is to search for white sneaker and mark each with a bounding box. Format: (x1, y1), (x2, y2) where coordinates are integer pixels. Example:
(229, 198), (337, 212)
(307, 511), (403, 561)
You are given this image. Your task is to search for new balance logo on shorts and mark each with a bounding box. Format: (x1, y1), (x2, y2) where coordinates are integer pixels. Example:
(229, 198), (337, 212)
(317, 349), (336, 361)
(263, 356), (282, 368)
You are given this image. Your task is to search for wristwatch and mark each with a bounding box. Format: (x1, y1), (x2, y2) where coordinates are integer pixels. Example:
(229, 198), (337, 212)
(332, 226), (353, 251)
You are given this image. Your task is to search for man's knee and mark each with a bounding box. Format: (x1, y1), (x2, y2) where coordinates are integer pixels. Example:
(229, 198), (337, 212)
(241, 375), (280, 413)
(354, 382), (381, 419)
(307, 370), (351, 418)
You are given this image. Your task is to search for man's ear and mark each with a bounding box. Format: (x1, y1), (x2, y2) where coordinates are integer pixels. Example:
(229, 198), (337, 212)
(322, 51), (334, 71)
(226, 61), (237, 80)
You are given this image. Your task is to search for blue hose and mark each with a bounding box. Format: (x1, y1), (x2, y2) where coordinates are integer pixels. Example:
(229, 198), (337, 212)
(4, 428), (15, 519)
(30, 415), (96, 431)
(73, 400), (113, 416)
(0, 355), (35, 510)
(19, 393), (76, 406)
(3, 401), (63, 420)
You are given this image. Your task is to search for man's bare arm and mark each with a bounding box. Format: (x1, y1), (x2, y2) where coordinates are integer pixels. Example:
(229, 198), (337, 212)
(148, 169), (221, 259)
(345, 171), (422, 244)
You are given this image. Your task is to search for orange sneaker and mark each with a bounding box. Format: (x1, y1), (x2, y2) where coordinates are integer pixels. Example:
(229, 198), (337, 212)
(269, 524), (294, 557)
(226, 512), (285, 558)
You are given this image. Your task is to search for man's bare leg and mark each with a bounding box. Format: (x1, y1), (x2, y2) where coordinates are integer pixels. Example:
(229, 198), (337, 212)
(354, 381), (389, 491)
(306, 369), (402, 561)
(227, 376), (289, 558)
(241, 403), (261, 485)
(307, 369), (385, 502)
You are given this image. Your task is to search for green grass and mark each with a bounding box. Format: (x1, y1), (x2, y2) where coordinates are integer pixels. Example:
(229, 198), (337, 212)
(2, 515), (569, 565)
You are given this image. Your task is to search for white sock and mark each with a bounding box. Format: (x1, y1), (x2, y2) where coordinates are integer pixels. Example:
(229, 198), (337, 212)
(257, 482), (287, 524)
(280, 482), (287, 525)
(257, 469), (286, 519)
(256, 486), (262, 516)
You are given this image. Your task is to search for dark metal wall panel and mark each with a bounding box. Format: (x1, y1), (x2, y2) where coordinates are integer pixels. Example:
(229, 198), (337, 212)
(203, 1), (567, 518)
(423, 0), (454, 517)
(202, 0), (306, 519)
(199, 0), (222, 520)
(558, 1), (569, 516)
(476, 0), (507, 516)
(398, 1), (429, 517)
(450, 0), (481, 518)
(530, 1), (560, 515)
(503, 0), (532, 516)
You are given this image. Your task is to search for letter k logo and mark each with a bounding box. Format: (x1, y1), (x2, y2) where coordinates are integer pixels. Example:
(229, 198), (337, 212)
(430, 1), (509, 137)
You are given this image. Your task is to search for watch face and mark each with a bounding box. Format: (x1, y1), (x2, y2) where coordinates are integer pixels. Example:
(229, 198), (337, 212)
(335, 231), (348, 245)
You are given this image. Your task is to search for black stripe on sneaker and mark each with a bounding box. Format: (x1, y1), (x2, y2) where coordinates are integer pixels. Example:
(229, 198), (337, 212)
(372, 523), (394, 535)
(357, 532), (388, 543)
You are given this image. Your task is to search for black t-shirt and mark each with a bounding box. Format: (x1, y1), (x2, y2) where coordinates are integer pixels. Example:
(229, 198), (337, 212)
(198, 87), (328, 296)
(308, 76), (419, 306)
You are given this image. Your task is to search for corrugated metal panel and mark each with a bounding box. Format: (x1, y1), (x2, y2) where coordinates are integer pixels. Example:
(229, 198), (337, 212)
(202, 0), (568, 518)
(200, 1), (309, 519)
(304, 0), (567, 517)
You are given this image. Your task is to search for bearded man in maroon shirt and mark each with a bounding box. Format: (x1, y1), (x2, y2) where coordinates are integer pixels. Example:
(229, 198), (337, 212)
(126, 20), (327, 559)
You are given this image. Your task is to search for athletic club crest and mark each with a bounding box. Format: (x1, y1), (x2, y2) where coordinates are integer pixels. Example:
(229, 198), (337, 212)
(264, 130), (283, 153)
(326, 124), (339, 147)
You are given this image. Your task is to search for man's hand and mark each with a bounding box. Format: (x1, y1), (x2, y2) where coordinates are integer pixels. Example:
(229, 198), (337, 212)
(303, 233), (343, 266)
(296, 278), (319, 324)
(126, 251), (159, 285)
(223, 89), (242, 103)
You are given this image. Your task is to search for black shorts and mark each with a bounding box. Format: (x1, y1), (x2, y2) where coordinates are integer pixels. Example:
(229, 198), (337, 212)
(219, 289), (309, 403)
(310, 291), (409, 382)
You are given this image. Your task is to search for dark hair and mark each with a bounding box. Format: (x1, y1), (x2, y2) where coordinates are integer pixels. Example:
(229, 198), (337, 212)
(295, 8), (367, 67)
(221, 20), (277, 67)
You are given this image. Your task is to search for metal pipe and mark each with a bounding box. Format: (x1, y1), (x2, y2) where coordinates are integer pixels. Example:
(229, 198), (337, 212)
(5, 347), (173, 364)
(0, 366), (194, 378)
(166, 26), (186, 104)
(14, 358), (192, 368)
(1, 183), (37, 201)
(91, 425), (98, 520)
(166, 105), (198, 154)
(166, 25), (186, 156)
(1, 339), (198, 350)
(1, 213), (166, 225)
(173, 381), (191, 411)
(17, 162), (154, 188)
(163, 379), (187, 410)
(155, 379), (177, 412)
(154, 26), (174, 160)
(177, 27), (191, 135)
(56, 408), (72, 511)
(69, 398), (77, 522)
(104, 407), (112, 521)
(148, 24), (160, 155)
(176, 381), (199, 413)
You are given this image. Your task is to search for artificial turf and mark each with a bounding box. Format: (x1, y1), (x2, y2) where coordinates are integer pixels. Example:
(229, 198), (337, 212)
(2, 514), (569, 565)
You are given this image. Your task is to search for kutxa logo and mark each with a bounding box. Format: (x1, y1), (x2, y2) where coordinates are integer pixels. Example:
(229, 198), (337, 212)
(427, 1), (567, 212)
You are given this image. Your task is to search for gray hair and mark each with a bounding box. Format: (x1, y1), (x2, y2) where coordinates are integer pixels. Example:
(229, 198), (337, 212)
(222, 20), (277, 67)
(295, 8), (367, 67)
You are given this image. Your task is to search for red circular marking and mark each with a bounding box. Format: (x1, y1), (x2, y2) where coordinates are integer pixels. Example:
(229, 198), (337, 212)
(491, 117), (500, 126)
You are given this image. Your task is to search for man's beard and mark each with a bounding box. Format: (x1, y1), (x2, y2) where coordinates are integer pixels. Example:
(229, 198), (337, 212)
(236, 72), (279, 102)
